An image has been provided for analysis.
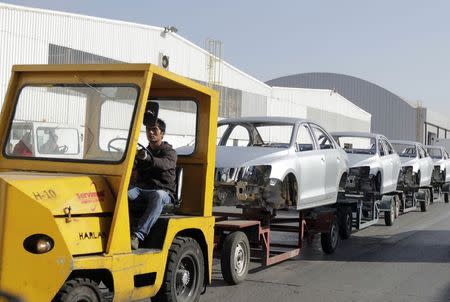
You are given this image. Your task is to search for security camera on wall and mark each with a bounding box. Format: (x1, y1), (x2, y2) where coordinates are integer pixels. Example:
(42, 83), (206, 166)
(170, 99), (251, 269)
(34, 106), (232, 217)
(158, 53), (170, 69)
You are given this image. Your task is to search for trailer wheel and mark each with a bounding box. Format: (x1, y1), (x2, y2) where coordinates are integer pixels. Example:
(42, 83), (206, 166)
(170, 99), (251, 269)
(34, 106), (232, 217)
(220, 231), (250, 285)
(53, 278), (102, 302)
(154, 236), (204, 302)
(420, 189), (430, 212)
(339, 207), (352, 239)
(445, 192), (449, 203)
(432, 187), (440, 203)
(384, 199), (395, 226)
(321, 216), (339, 254)
(394, 195), (400, 218)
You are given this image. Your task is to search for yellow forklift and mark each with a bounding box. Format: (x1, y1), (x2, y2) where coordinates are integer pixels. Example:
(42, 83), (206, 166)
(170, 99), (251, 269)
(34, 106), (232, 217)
(0, 64), (218, 302)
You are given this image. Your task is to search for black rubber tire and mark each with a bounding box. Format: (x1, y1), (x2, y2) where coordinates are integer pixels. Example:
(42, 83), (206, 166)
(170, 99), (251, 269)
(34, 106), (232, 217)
(220, 231), (250, 285)
(384, 199), (395, 226)
(339, 207), (352, 239)
(154, 236), (204, 302)
(53, 278), (102, 302)
(321, 216), (339, 254)
(420, 189), (429, 212)
(394, 195), (400, 218)
(445, 192), (449, 203)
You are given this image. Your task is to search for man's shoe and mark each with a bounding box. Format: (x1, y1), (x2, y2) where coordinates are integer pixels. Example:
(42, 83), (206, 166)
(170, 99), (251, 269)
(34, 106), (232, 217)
(131, 234), (139, 250)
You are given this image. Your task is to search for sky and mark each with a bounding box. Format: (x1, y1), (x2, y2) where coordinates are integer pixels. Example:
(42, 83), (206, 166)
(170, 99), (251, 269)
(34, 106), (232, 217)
(2, 0), (450, 112)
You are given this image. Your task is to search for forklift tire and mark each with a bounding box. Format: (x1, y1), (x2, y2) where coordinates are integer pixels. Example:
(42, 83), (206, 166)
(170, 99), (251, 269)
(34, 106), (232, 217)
(220, 231), (250, 285)
(53, 278), (102, 302)
(384, 200), (395, 226)
(321, 216), (339, 254)
(339, 207), (352, 239)
(154, 236), (204, 302)
(445, 192), (449, 203)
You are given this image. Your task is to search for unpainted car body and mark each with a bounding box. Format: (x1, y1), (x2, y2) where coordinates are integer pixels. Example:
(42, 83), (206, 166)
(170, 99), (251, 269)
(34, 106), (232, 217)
(331, 132), (401, 195)
(214, 116), (348, 211)
(425, 145), (450, 184)
(391, 140), (433, 189)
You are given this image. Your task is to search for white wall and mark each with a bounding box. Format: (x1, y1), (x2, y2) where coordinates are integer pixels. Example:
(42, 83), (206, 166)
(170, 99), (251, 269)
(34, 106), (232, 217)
(271, 87), (371, 132)
(0, 3), (271, 104)
(0, 3), (372, 141)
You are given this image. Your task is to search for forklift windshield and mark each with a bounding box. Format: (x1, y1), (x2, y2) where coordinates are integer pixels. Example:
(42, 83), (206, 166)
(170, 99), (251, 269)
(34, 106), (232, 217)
(5, 84), (139, 162)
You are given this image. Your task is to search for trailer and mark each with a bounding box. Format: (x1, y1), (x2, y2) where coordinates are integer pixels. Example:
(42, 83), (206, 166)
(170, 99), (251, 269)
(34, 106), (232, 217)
(426, 145), (450, 204)
(213, 206), (339, 285)
(335, 192), (400, 239)
(330, 132), (403, 238)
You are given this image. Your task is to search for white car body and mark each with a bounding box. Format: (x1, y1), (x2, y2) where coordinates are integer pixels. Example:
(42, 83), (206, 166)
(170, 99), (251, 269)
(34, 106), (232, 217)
(331, 132), (401, 195)
(425, 145), (450, 183)
(391, 140), (433, 188)
(214, 116), (348, 211)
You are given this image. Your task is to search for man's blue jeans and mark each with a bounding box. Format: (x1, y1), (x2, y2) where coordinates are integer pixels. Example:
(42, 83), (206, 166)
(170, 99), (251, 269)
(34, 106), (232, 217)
(128, 186), (171, 241)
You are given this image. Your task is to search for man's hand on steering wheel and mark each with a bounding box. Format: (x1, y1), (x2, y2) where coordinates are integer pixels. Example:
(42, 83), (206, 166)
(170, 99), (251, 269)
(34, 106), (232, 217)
(135, 143), (153, 165)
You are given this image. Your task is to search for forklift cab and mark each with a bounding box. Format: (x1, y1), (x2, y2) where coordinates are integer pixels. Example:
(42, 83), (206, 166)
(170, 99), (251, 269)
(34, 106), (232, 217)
(0, 64), (218, 302)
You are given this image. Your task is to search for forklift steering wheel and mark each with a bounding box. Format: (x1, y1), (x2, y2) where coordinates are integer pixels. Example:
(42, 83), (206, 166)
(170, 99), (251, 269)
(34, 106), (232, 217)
(58, 145), (69, 153)
(107, 137), (127, 153)
(137, 143), (150, 155)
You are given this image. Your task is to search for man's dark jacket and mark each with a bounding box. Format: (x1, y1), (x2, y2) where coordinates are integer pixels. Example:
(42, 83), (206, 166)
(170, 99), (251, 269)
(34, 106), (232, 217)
(136, 142), (177, 195)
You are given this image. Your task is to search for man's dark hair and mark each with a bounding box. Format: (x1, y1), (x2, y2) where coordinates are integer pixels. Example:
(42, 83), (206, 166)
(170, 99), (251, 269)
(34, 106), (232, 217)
(156, 118), (166, 133)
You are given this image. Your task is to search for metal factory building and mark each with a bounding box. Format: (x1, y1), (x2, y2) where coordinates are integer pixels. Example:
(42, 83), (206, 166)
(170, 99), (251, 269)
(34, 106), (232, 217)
(267, 73), (450, 144)
(0, 3), (371, 147)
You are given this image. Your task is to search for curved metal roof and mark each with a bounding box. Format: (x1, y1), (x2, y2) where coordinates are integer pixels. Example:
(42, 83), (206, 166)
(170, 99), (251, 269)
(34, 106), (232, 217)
(266, 72), (419, 141)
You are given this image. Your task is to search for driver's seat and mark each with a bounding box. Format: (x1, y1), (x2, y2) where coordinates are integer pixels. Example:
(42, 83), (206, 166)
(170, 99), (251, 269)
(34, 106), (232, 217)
(162, 166), (183, 213)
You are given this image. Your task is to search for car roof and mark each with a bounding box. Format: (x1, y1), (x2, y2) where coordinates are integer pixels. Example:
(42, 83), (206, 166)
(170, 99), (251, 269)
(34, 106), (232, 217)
(331, 131), (382, 139)
(425, 145), (443, 149)
(390, 140), (421, 146)
(218, 116), (309, 125)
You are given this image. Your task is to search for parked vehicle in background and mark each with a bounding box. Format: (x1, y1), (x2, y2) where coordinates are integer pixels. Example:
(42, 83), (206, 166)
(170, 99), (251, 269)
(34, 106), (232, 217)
(332, 132), (402, 231)
(391, 140), (434, 212)
(214, 116), (348, 211)
(7, 121), (83, 159)
(426, 145), (450, 203)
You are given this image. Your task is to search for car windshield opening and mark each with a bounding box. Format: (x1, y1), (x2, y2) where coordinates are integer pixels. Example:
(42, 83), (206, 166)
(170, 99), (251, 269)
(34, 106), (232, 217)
(392, 143), (416, 158)
(219, 123), (293, 148)
(426, 148), (442, 159)
(333, 136), (376, 155)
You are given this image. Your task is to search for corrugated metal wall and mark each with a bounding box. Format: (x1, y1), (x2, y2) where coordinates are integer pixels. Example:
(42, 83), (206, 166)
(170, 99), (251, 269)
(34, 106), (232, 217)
(267, 73), (418, 141)
(0, 3), (271, 121)
(0, 3), (371, 139)
(270, 87), (371, 132)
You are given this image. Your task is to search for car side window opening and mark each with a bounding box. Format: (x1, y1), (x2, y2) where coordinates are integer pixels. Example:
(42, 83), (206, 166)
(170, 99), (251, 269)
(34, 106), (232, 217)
(378, 140), (386, 156)
(383, 139), (394, 155)
(216, 124), (228, 145)
(444, 150), (449, 159)
(310, 125), (334, 150)
(296, 124), (314, 152)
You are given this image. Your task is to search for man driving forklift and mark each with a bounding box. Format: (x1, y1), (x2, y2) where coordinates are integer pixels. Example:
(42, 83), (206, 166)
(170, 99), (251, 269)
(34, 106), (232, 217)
(129, 116), (177, 250)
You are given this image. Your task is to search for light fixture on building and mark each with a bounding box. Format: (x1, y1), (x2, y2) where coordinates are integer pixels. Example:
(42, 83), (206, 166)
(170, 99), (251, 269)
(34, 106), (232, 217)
(159, 53), (170, 69)
(163, 26), (178, 34)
